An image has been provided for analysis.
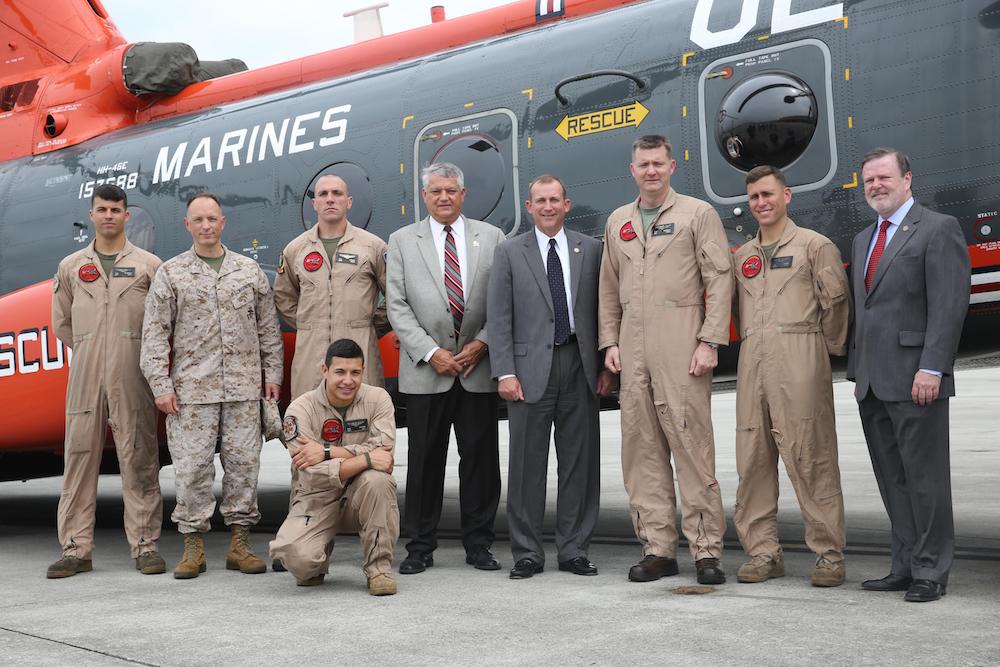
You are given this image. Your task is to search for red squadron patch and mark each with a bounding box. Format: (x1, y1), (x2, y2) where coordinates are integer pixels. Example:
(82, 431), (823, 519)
(619, 221), (638, 241)
(303, 251), (324, 272)
(321, 418), (343, 443)
(78, 264), (100, 282)
(741, 255), (762, 278)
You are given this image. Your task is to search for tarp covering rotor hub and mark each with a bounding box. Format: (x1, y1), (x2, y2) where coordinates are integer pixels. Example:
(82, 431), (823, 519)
(123, 42), (248, 96)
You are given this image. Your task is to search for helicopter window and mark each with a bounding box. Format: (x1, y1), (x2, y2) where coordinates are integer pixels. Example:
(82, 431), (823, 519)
(126, 206), (156, 253)
(698, 39), (837, 203)
(715, 72), (817, 172)
(301, 163), (374, 230)
(413, 109), (520, 236)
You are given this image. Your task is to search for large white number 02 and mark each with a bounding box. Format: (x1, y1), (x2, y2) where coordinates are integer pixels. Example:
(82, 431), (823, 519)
(689, 0), (843, 49)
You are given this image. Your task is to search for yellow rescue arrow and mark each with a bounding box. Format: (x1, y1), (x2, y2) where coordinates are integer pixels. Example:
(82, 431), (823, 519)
(555, 100), (650, 141)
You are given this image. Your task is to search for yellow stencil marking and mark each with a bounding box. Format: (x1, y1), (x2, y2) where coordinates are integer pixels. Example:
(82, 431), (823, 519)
(521, 88), (533, 101)
(842, 172), (858, 189)
(682, 51), (696, 66)
(402, 115), (414, 128)
(835, 16), (849, 28)
(844, 68), (851, 81)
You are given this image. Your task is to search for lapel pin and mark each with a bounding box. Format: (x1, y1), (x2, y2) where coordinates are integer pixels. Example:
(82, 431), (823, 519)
(902, 225), (910, 231)
(472, 240), (480, 247)
(573, 247), (581, 253)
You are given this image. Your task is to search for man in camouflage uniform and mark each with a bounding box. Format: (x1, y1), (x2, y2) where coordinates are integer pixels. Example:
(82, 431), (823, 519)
(270, 338), (398, 595)
(141, 193), (283, 579)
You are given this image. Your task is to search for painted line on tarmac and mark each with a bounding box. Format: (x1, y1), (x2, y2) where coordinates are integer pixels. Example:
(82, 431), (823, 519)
(0, 626), (158, 666)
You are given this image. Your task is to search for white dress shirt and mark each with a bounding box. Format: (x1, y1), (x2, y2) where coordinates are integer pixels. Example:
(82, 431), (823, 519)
(862, 196), (939, 376)
(535, 225), (576, 334)
(423, 215), (469, 362)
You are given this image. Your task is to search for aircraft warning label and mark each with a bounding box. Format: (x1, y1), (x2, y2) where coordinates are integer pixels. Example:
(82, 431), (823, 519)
(555, 101), (649, 141)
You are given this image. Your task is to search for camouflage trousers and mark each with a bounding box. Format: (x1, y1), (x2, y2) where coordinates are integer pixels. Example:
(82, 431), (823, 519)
(166, 400), (262, 533)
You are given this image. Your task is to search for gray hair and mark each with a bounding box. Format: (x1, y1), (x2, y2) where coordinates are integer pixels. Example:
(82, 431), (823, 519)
(421, 162), (465, 189)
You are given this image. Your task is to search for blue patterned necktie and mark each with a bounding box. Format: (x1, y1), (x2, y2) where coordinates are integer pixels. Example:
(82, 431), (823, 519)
(548, 238), (570, 345)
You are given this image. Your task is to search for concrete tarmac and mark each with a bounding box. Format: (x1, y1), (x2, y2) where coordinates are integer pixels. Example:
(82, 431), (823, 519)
(2, 368), (998, 665)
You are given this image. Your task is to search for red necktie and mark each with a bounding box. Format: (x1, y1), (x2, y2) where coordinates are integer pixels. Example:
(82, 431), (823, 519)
(864, 220), (891, 292)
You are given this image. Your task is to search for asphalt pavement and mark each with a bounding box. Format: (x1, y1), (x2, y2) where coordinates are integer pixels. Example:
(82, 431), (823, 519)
(1, 367), (998, 665)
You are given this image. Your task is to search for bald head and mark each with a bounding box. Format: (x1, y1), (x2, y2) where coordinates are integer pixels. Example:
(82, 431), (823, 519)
(312, 174), (352, 228)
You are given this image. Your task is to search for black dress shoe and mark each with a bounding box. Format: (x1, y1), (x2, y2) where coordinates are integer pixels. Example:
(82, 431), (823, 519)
(904, 579), (946, 602)
(695, 558), (726, 585)
(272, 558), (286, 572)
(628, 555), (679, 582)
(509, 558), (544, 579)
(861, 573), (913, 591)
(466, 547), (501, 570)
(398, 553), (434, 575)
(558, 556), (598, 576)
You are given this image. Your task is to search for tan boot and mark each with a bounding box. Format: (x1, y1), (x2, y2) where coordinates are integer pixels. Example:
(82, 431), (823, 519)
(811, 556), (846, 587)
(226, 525), (266, 574)
(368, 573), (397, 596)
(135, 551), (166, 575)
(46, 555), (93, 579)
(174, 533), (206, 579)
(737, 553), (785, 583)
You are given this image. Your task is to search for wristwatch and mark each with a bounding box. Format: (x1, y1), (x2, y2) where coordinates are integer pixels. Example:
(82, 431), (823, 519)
(323, 444), (331, 461)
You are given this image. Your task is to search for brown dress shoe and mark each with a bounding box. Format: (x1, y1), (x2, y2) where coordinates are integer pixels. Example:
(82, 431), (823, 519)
(628, 555), (679, 582)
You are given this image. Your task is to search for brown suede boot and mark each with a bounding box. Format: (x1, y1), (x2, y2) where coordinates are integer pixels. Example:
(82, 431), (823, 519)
(174, 533), (206, 579)
(226, 525), (266, 574)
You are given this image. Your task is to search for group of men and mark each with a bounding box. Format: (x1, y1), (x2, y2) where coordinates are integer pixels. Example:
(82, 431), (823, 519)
(47, 134), (970, 605)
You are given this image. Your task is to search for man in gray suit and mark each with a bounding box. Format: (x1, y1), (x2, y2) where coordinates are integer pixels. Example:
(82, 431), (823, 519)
(847, 147), (970, 602)
(488, 175), (614, 579)
(387, 162), (507, 574)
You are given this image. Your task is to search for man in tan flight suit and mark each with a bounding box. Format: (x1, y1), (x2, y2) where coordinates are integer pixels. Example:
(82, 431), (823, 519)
(270, 338), (398, 595)
(731, 166), (851, 587)
(599, 135), (732, 585)
(47, 183), (165, 578)
(274, 174), (391, 397)
(141, 192), (283, 579)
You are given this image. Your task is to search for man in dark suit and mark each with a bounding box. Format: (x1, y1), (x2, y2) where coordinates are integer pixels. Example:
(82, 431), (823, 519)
(488, 175), (614, 579)
(386, 162), (506, 574)
(847, 147), (970, 602)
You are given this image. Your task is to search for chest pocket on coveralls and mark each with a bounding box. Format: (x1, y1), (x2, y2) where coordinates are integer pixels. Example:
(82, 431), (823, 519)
(69, 280), (99, 341)
(118, 274), (150, 337)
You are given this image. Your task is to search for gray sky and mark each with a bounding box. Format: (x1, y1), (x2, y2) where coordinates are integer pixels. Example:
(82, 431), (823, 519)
(102, 1), (512, 70)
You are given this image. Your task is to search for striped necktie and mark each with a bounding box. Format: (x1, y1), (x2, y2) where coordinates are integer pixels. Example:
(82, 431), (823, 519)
(443, 225), (464, 338)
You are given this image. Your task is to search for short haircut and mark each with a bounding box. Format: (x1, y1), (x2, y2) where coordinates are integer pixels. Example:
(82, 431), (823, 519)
(325, 338), (364, 367)
(314, 173), (349, 195)
(745, 165), (787, 187)
(632, 134), (673, 159)
(860, 147), (911, 176)
(527, 174), (567, 199)
(421, 162), (465, 189)
(92, 183), (128, 208)
(186, 192), (221, 210)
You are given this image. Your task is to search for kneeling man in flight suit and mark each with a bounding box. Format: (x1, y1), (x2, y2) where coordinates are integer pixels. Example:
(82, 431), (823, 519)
(269, 339), (399, 595)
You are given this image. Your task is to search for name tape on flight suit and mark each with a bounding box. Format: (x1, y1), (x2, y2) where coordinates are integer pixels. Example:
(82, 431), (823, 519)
(770, 256), (793, 269)
(335, 253), (358, 266)
(651, 223), (675, 237)
(112, 267), (136, 278)
(344, 419), (368, 433)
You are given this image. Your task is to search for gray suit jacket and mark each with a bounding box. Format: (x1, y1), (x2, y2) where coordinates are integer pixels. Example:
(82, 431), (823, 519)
(487, 229), (603, 403)
(387, 217), (505, 394)
(846, 202), (970, 401)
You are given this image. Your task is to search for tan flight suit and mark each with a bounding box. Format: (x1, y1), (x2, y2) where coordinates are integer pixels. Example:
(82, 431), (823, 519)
(598, 191), (733, 560)
(140, 246), (283, 533)
(51, 240), (163, 559)
(274, 223), (390, 398)
(731, 219), (850, 562)
(269, 382), (399, 581)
